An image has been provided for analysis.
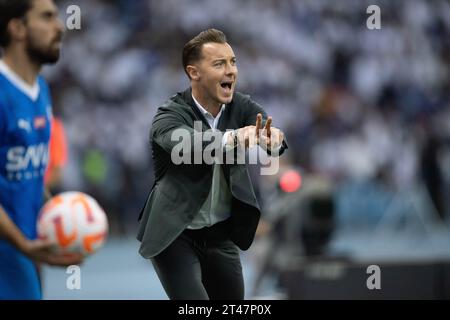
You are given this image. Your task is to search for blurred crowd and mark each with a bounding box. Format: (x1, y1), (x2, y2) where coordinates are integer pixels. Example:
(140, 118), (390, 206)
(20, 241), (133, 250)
(44, 0), (450, 236)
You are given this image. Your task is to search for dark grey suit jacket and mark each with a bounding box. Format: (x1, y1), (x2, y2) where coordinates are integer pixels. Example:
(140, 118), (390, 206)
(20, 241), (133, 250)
(137, 88), (287, 258)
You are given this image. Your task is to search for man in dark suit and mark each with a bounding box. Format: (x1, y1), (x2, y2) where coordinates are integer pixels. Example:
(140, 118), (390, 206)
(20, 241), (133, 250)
(137, 29), (287, 300)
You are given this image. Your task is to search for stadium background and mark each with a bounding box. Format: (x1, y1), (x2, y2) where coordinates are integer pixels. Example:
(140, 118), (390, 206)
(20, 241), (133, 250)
(41, 0), (450, 299)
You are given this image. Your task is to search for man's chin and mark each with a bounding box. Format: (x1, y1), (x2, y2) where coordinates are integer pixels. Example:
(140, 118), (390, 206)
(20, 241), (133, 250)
(219, 94), (234, 104)
(46, 48), (61, 63)
(48, 54), (60, 64)
(27, 48), (61, 65)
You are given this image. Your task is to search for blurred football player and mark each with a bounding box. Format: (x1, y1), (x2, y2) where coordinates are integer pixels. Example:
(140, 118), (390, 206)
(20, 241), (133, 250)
(0, 0), (82, 300)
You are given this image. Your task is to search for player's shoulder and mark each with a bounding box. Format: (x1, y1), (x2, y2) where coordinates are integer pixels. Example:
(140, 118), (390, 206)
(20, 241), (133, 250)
(0, 78), (7, 125)
(0, 72), (10, 99)
(0, 77), (7, 109)
(231, 91), (252, 105)
(161, 91), (193, 113)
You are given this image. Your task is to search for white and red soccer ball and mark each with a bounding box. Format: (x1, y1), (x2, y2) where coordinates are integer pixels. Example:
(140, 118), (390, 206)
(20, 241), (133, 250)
(37, 192), (108, 256)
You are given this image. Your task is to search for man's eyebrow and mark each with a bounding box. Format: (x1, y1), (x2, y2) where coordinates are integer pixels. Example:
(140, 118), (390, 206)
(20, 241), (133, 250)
(211, 57), (236, 62)
(40, 9), (58, 17)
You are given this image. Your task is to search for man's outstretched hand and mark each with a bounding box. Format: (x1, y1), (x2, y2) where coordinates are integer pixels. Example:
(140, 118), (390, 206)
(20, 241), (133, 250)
(256, 113), (284, 151)
(233, 113), (284, 151)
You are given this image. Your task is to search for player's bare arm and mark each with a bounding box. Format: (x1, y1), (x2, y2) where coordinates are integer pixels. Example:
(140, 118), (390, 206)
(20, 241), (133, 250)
(0, 205), (83, 266)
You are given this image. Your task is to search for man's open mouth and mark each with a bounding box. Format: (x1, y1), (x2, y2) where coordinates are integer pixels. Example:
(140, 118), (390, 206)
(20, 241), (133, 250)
(220, 81), (233, 90)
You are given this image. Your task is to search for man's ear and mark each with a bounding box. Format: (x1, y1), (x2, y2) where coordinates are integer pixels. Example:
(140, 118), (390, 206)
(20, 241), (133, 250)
(186, 65), (200, 81)
(7, 18), (27, 43)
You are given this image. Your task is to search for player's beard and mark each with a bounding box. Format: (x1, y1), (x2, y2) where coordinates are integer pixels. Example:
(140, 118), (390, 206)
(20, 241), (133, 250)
(26, 33), (62, 65)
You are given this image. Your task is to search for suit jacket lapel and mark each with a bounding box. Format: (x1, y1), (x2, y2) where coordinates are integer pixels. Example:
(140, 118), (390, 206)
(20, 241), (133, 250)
(218, 103), (232, 132)
(181, 88), (211, 131)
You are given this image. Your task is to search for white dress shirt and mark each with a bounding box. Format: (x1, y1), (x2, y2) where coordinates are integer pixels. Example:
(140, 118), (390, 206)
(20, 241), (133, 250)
(187, 96), (233, 229)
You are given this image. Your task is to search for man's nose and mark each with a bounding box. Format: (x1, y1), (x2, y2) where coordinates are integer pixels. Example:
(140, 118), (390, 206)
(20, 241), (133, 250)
(56, 18), (65, 34)
(225, 63), (237, 75)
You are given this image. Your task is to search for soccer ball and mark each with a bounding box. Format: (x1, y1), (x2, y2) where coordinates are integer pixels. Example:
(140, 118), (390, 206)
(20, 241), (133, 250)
(37, 191), (108, 256)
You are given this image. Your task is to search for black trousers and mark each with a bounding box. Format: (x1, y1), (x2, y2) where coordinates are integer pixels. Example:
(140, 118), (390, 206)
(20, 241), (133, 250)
(151, 219), (244, 300)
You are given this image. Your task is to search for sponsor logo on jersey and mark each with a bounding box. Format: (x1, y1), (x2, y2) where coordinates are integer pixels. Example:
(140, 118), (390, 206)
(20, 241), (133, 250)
(5, 143), (49, 180)
(34, 116), (47, 129)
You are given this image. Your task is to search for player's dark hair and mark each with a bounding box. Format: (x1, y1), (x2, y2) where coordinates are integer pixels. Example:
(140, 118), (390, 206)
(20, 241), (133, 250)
(0, 0), (33, 48)
(182, 28), (227, 79)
